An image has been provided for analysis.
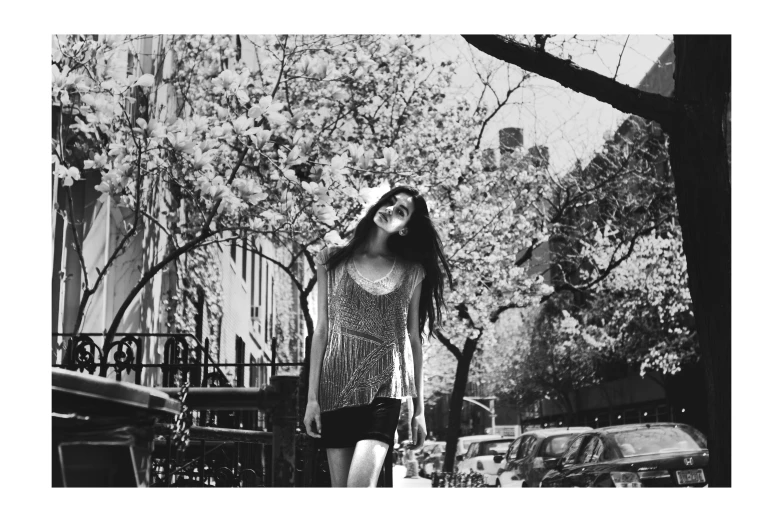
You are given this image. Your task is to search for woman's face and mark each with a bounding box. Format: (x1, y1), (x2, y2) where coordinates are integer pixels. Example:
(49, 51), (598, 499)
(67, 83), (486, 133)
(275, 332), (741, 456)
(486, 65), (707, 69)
(373, 192), (415, 235)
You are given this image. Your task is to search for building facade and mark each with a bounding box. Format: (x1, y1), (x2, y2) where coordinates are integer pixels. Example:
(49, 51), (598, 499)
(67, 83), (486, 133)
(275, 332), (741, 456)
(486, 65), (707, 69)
(51, 35), (315, 398)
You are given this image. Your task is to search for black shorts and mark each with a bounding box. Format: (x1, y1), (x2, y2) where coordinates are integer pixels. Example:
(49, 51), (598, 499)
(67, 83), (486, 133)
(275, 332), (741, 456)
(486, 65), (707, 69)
(318, 397), (402, 449)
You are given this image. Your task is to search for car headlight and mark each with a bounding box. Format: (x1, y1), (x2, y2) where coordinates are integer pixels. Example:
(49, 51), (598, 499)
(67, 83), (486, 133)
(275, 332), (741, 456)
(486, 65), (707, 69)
(610, 471), (643, 488)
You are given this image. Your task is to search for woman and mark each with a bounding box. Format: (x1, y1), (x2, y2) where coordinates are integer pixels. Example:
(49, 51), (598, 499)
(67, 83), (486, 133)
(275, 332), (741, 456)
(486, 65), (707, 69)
(304, 186), (452, 487)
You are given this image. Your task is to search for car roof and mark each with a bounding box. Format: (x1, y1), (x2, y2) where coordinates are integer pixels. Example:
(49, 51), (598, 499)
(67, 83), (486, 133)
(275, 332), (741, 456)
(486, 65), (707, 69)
(520, 427), (592, 438)
(591, 422), (686, 434)
(469, 437), (514, 444)
(459, 434), (511, 442)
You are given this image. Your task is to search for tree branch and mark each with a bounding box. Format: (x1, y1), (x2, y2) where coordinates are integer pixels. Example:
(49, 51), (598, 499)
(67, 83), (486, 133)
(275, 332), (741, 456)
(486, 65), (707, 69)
(461, 35), (677, 131)
(433, 328), (462, 361)
(247, 245), (299, 291)
(103, 228), (220, 348)
(140, 209), (179, 249)
(489, 303), (521, 323)
(64, 186), (90, 287)
(514, 240), (539, 267)
(614, 36), (630, 81)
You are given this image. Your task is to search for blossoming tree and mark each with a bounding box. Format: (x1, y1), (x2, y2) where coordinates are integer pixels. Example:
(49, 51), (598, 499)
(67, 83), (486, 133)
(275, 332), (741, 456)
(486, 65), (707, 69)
(52, 34), (466, 355)
(427, 143), (556, 471)
(484, 114), (697, 431)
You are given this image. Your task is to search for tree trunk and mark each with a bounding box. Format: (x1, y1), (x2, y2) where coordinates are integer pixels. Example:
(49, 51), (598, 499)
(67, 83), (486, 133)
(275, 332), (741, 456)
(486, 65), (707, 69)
(555, 390), (575, 426)
(443, 339), (477, 473)
(461, 33), (732, 487)
(668, 35), (731, 487)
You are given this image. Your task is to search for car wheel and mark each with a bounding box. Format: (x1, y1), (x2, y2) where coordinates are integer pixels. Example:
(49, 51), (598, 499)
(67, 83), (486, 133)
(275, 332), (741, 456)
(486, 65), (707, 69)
(521, 481), (529, 487)
(496, 480), (501, 488)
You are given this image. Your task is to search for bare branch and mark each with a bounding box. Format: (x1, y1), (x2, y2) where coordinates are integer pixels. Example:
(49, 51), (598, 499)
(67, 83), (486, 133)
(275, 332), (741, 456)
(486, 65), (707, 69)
(613, 36), (630, 81)
(461, 35), (677, 130)
(64, 187), (90, 287)
(140, 209), (179, 249)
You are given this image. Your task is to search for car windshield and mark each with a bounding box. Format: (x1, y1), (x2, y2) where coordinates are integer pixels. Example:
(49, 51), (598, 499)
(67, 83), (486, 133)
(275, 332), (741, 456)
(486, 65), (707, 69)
(542, 435), (577, 458)
(478, 441), (510, 456)
(611, 426), (708, 457)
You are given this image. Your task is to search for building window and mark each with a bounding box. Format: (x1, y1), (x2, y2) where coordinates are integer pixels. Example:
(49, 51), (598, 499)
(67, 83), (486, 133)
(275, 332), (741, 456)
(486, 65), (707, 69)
(249, 354), (258, 388)
(269, 278), (275, 339)
(265, 267), (269, 342)
(256, 247), (263, 307)
(242, 237), (247, 280)
(250, 249), (256, 305)
(235, 336), (245, 388)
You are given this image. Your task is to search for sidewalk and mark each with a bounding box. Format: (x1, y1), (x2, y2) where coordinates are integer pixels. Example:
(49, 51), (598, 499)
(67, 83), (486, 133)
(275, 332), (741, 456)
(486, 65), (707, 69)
(392, 464), (432, 488)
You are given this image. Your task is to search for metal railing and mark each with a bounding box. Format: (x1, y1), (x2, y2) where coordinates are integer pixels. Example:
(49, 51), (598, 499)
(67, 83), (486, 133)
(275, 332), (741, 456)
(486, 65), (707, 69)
(51, 332), (229, 387)
(151, 377), (299, 487)
(52, 332), (304, 487)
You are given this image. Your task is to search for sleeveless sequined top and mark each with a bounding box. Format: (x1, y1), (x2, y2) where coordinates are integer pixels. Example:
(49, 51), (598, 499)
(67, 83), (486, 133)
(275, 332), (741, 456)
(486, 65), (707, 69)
(315, 246), (426, 412)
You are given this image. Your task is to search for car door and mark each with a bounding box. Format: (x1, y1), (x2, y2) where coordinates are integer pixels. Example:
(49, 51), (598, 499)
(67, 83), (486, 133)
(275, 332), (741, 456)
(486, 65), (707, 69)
(544, 434), (585, 487)
(460, 442), (479, 473)
(507, 436), (531, 486)
(498, 436), (524, 487)
(516, 436), (539, 486)
(528, 436), (558, 487)
(582, 435), (614, 487)
(568, 435), (603, 488)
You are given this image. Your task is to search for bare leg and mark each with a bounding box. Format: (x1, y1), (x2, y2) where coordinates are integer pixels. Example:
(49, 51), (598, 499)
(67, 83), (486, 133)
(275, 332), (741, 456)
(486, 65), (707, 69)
(326, 447), (354, 487)
(346, 439), (389, 488)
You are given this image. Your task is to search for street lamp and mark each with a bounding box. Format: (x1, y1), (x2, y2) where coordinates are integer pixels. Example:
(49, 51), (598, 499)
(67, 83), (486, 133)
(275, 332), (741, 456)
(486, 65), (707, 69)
(463, 396), (498, 433)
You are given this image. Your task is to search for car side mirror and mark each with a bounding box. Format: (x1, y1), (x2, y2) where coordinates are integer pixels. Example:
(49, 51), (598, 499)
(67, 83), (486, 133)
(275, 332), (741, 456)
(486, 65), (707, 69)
(493, 455), (503, 464)
(456, 454), (464, 462)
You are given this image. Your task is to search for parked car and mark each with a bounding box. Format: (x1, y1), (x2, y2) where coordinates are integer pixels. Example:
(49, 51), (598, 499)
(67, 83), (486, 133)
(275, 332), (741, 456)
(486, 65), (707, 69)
(496, 427), (592, 488)
(540, 423), (709, 488)
(455, 434), (507, 463)
(456, 438), (512, 485)
(418, 441), (446, 478)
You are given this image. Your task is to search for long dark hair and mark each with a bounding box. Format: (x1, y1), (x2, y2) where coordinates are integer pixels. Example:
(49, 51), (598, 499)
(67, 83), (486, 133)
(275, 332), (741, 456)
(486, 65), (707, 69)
(325, 186), (452, 340)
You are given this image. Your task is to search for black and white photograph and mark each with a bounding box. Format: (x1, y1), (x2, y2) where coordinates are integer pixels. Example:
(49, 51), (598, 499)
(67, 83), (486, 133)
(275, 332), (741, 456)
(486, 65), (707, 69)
(10, 3), (773, 517)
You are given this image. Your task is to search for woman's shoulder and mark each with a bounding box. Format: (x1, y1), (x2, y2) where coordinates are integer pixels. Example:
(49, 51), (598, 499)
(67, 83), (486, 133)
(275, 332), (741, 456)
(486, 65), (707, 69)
(404, 259), (426, 286)
(314, 245), (341, 266)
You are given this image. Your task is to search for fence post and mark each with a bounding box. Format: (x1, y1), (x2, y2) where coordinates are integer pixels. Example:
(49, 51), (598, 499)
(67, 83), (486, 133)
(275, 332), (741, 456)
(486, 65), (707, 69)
(271, 375), (297, 487)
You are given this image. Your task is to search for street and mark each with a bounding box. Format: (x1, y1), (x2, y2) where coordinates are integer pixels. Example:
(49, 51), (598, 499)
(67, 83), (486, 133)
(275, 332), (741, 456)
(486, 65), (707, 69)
(392, 465), (431, 488)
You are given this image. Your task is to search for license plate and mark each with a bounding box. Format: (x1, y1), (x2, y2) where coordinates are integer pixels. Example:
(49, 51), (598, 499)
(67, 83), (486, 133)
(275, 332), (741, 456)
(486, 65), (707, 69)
(676, 469), (706, 485)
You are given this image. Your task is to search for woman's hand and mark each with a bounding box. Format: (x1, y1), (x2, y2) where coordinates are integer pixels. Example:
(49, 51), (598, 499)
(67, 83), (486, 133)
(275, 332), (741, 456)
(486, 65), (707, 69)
(410, 410), (427, 449)
(304, 400), (322, 438)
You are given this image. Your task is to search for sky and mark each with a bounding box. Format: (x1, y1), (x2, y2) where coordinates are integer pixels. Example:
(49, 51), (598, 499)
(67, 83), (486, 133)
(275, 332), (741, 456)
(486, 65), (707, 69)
(416, 35), (673, 175)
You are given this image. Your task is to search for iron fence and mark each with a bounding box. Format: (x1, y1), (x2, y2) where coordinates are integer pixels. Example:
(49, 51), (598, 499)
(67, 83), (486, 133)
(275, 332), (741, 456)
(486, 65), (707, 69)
(52, 332), (305, 487)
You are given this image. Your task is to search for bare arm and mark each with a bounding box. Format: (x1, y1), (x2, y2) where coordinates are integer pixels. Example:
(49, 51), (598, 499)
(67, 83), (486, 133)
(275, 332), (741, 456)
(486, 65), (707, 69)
(304, 263), (329, 437)
(407, 281), (424, 413)
(308, 263), (329, 400)
(407, 281), (427, 447)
